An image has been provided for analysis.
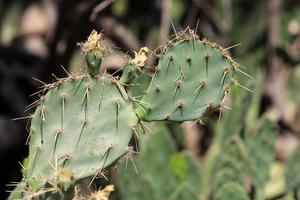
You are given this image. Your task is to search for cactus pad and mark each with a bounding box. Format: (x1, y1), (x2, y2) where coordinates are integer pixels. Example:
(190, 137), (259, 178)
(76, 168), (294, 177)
(138, 37), (238, 122)
(25, 75), (137, 192)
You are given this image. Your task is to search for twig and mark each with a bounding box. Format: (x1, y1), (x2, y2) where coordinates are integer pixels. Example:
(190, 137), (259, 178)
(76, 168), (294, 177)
(160, 0), (172, 43)
(90, 0), (116, 21)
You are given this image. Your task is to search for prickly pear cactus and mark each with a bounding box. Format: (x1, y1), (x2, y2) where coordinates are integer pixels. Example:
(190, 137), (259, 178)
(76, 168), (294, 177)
(138, 35), (245, 122)
(215, 181), (249, 200)
(246, 118), (277, 200)
(13, 31), (138, 198)
(285, 146), (300, 199)
(117, 123), (201, 200)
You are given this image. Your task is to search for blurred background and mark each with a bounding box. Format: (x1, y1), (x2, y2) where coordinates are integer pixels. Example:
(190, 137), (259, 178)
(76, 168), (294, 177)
(0, 0), (300, 199)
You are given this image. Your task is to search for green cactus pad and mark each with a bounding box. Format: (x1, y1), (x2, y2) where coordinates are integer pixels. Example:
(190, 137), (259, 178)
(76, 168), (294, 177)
(25, 75), (138, 191)
(215, 181), (249, 200)
(286, 146), (300, 197)
(139, 38), (237, 122)
(117, 124), (201, 200)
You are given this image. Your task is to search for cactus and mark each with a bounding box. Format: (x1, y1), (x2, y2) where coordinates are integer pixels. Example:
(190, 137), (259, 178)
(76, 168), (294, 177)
(11, 29), (250, 199)
(117, 123), (201, 200)
(137, 34), (246, 122)
(245, 118), (277, 200)
(285, 146), (300, 199)
(11, 31), (138, 199)
(215, 181), (249, 200)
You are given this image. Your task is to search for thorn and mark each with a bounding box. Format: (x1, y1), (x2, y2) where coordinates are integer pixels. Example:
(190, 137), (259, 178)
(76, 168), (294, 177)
(139, 121), (152, 133)
(204, 53), (210, 77)
(151, 79), (160, 92)
(11, 115), (32, 121)
(29, 147), (40, 175)
(132, 126), (139, 139)
(170, 100), (184, 117)
(26, 128), (34, 145)
(88, 169), (108, 188)
(25, 98), (41, 111)
(61, 94), (65, 130)
(98, 82), (105, 111)
(101, 144), (114, 169)
(220, 67), (229, 86)
(175, 65), (185, 82)
(171, 20), (178, 36)
(224, 43), (242, 50)
(74, 78), (85, 96)
(173, 80), (182, 101)
(195, 19), (200, 34)
(39, 96), (46, 121)
(232, 79), (254, 93)
(81, 86), (89, 119)
(75, 120), (87, 149)
(115, 99), (121, 133)
(32, 77), (47, 87)
(194, 104), (210, 115)
(125, 147), (138, 173)
(221, 86), (230, 104)
(60, 65), (71, 77)
(235, 68), (254, 79)
(193, 80), (205, 103)
(53, 129), (62, 159)
(218, 106), (223, 123)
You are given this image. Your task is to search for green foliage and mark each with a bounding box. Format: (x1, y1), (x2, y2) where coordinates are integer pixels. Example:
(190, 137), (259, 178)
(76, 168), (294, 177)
(286, 146), (300, 199)
(215, 181), (249, 200)
(117, 124), (201, 200)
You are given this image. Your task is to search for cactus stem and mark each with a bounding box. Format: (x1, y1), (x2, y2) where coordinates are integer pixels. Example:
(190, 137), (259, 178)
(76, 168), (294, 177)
(232, 79), (254, 93)
(75, 120), (87, 149)
(165, 55), (174, 79)
(204, 53), (210, 77)
(193, 80), (205, 103)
